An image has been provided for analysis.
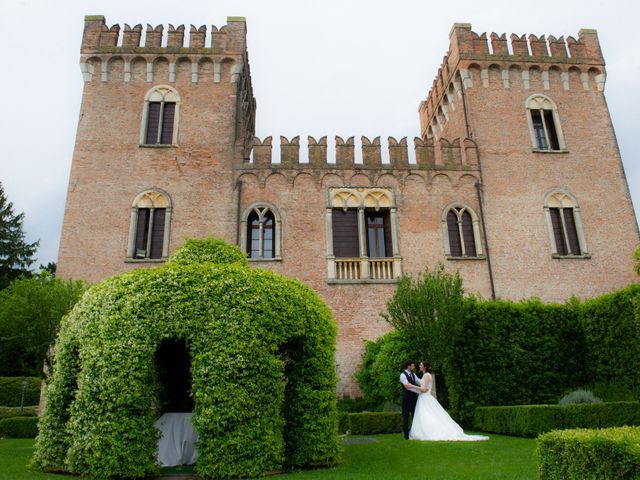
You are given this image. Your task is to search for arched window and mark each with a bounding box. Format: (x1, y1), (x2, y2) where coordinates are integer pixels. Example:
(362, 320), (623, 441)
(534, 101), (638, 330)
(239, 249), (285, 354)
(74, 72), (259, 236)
(241, 204), (281, 260)
(127, 189), (172, 260)
(140, 85), (180, 146)
(442, 204), (483, 258)
(525, 94), (565, 151)
(544, 191), (589, 257)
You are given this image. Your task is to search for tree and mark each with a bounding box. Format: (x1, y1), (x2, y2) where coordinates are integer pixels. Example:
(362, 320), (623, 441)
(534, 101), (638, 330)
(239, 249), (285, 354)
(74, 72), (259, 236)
(0, 182), (39, 289)
(0, 270), (86, 376)
(382, 264), (465, 371)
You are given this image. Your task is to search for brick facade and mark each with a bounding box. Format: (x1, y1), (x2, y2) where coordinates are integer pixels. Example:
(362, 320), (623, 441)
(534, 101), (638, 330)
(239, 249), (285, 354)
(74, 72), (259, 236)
(57, 17), (639, 395)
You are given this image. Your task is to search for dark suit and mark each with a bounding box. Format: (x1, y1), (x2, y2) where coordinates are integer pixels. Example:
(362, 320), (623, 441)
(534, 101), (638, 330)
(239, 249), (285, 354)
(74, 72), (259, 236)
(401, 370), (419, 439)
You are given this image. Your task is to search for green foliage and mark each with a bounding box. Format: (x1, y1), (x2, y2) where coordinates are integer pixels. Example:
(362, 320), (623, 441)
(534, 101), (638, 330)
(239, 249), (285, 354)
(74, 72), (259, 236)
(336, 394), (378, 413)
(579, 284), (640, 392)
(0, 272), (86, 376)
(340, 412), (402, 435)
(167, 237), (248, 266)
(0, 182), (39, 290)
(537, 426), (640, 480)
(356, 331), (421, 405)
(0, 416), (38, 438)
(382, 265), (464, 370)
(558, 389), (601, 405)
(32, 239), (338, 479)
(0, 406), (37, 420)
(474, 402), (640, 437)
(0, 378), (41, 406)
(633, 245), (640, 276)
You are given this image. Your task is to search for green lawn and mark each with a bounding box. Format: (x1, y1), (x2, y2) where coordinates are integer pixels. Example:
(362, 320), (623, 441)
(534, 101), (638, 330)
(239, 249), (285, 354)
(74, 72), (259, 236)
(0, 433), (537, 480)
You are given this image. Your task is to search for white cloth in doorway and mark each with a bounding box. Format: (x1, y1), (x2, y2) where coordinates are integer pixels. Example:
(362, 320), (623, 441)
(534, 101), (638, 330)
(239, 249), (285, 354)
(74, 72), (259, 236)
(155, 412), (199, 466)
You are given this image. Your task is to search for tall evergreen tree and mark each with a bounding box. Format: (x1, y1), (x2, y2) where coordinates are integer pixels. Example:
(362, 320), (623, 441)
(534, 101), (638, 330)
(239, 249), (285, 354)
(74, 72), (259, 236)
(0, 182), (39, 289)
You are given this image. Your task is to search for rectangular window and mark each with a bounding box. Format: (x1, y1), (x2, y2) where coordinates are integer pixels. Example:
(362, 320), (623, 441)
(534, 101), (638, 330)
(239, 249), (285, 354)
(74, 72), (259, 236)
(149, 209), (166, 259)
(531, 110), (548, 150)
(135, 208), (150, 258)
(550, 207), (581, 256)
(544, 110), (560, 150)
(145, 103), (161, 145)
(366, 210), (391, 258)
(135, 208), (166, 259)
(160, 103), (176, 144)
(562, 208), (581, 255)
(332, 209), (359, 258)
(145, 102), (176, 145)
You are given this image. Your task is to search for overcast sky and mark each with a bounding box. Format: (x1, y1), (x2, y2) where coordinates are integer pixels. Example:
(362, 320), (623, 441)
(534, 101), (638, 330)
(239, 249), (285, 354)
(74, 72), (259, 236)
(1, 0), (638, 268)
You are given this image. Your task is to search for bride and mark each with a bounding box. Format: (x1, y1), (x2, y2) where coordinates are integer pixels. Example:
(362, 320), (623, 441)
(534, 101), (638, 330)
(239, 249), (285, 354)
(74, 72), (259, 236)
(409, 361), (489, 441)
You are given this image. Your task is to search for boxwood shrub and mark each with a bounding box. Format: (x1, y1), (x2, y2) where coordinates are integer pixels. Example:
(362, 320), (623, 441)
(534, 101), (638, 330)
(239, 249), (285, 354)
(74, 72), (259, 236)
(32, 239), (339, 479)
(341, 412), (402, 435)
(537, 426), (640, 479)
(0, 416), (38, 438)
(474, 402), (640, 437)
(0, 377), (41, 406)
(0, 405), (37, 420)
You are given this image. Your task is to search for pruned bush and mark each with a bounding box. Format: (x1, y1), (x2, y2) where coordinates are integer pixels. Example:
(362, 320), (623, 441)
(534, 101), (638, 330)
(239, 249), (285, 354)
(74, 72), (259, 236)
(537, 426), (640, 479)
(0, 405), (37, 420)
(167, 237), (248, 267)
(474, 402), (640, 437)
(343, 412), (402, 435)
(0, 416), (38, 438)
(559, 389), (602, 405)
(0, 377), (41, 407)
(32, 239), (338, 479)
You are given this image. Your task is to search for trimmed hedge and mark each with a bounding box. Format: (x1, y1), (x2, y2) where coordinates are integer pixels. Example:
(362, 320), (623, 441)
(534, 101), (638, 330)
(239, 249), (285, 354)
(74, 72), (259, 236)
(33, 239), (339, 479)
(474, 402), (640, 437)
(537, 426), (640, 479)
(339, 412), (402, 435)
(0, 405), (37, 420)
(0, 416), (38, 438)
(0, 377), (41, 406)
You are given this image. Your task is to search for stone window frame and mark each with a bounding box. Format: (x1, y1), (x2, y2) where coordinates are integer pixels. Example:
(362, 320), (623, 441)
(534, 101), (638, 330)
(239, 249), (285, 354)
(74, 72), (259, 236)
(239, 203), (282, 261)
(543, 189), (590, 259)
(125, 189), (172, 262)
(441, 203), (485, 260)
(139, 85), (181, 147)
(326, 187), (402, 283)
(525, 94), (567, 153)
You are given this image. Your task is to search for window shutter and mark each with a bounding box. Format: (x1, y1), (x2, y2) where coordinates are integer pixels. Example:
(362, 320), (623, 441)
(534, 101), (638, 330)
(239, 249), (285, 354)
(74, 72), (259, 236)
(544, 110), (560, 150)
(146, 103), (161, 144)
(263, 212), (275, 259)
(135, 208), (150, 257)
(382, 210), (392, 258)
(447, 210), (462, 257)
(160, 103), (176, 144)
(149, 208), (166, 259)
(461, 211), (477, 257)
(549, 208), (567, 255)
(332, 209), (359, 258)
(562, 208), (581, 255)
(247, 212), (260, 258)
(531, 110), (548, 150)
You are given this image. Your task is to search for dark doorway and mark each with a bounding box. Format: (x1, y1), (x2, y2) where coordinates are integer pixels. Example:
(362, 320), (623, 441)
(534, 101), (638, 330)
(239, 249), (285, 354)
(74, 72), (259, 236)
(155, 339), (194, 413)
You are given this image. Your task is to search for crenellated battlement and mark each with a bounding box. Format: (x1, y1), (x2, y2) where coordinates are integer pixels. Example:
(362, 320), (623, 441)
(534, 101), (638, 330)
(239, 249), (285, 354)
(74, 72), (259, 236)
(420, 23), (607, 139)
(81, 15), (247, 55)
(238, 135), (479, 172)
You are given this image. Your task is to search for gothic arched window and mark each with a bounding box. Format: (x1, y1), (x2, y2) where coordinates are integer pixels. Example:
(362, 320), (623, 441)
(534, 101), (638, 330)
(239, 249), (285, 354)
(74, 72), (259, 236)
(442, 204), (483, 258)
(140, 85), (180, 146)
(241, 204), (281, 260)
(127, 189), (172, 260)
(525, 94), (565, 151)
(544, 190), (589, 257)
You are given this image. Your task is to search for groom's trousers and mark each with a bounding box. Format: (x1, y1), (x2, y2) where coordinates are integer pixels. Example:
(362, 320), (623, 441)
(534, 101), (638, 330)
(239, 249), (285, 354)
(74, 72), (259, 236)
(401, 394), (418, 439)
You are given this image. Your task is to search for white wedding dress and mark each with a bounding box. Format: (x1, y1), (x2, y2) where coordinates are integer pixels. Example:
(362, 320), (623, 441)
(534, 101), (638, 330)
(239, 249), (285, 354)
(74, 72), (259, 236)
(409, 373), (489, 441)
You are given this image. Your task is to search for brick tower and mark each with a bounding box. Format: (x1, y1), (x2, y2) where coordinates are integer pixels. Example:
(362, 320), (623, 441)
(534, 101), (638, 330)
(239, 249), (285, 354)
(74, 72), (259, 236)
(58, 18), (638, 393)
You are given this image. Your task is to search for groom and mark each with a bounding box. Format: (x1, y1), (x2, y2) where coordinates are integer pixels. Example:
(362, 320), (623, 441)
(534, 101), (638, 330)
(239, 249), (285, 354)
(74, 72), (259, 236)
(399, 360), (422, 440)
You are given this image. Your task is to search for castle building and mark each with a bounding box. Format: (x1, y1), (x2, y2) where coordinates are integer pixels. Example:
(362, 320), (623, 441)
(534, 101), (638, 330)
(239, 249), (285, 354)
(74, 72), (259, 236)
(57, 16), (639, 394)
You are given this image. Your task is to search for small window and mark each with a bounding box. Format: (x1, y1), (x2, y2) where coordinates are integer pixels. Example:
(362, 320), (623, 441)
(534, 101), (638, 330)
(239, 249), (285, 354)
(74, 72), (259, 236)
(241, 204), (282, 260)
(526, 95), (565, 151)
(127, 190), (172, 260)
(332, 209), (359, 258)
(544, 191), (588, 258)
(366, 210), (391, 258)
(141, 86), (180, 146)
(442, 205), (483, 259)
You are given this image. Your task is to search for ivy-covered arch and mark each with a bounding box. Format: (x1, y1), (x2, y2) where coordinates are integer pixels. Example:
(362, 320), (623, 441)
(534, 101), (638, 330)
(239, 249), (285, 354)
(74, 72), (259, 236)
(33, 239), (338, 479)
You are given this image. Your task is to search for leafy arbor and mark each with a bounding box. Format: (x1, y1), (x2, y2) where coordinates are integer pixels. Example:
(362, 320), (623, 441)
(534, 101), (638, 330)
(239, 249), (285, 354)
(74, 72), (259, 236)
(33, 238), (339, 479)
(0, 183), (39, 290)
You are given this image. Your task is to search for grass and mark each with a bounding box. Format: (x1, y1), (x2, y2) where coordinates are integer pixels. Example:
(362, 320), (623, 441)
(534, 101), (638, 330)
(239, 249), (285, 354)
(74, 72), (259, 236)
(0, 433), (537, 479)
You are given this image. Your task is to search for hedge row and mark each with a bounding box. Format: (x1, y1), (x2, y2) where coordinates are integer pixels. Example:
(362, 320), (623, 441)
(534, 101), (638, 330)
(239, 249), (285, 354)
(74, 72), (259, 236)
(537, 426), (640, 479)
(0, 406), (37, 420)
(0, 416), (38, 438)
(0, 377), (41, 406)
(339, 412), (402, 435)
(473, 402), (640, 437)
